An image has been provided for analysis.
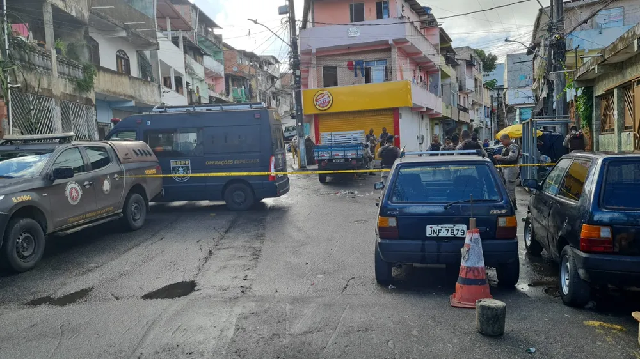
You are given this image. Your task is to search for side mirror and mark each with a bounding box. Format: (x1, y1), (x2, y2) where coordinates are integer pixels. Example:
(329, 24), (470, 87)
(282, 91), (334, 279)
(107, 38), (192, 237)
(51, 167), (74, 180)
(521, 179), (539, 190)
(374, 182), (385, 190)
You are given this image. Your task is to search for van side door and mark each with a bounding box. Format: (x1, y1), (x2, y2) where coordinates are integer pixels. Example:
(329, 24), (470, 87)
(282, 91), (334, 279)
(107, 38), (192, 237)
(81, 144), (124, 215)
(145, 128), (205, 201)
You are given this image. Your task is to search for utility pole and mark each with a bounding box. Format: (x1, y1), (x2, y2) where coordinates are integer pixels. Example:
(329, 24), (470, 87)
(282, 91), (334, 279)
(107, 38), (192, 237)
(1, 0), (12, 135)
(287, 0), (306, 168)
(552, 0), (566, 119)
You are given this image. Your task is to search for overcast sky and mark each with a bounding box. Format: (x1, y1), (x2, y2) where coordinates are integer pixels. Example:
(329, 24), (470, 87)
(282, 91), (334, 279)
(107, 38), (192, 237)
(194, 0), (550, 66)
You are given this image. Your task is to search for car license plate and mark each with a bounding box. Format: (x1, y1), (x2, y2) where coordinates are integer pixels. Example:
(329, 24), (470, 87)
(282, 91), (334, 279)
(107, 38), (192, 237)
(333, 159), (344, 162)
(426, 225), (467, 237)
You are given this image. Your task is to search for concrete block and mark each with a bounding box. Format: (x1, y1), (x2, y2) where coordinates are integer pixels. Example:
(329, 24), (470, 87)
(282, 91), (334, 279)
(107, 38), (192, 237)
(633, 312), (640, 346)
(476, 298), (506, 337)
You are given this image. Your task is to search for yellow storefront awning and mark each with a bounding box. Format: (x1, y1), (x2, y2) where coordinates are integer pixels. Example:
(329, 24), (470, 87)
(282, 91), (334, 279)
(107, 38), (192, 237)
(302, 81), (413, 115)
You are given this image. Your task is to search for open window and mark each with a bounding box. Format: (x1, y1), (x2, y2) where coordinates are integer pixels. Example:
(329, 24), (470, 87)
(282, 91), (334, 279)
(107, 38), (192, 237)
(323, 66), (338, 87)
(376, 1), (389, 19)
(116, 50), (131, 75)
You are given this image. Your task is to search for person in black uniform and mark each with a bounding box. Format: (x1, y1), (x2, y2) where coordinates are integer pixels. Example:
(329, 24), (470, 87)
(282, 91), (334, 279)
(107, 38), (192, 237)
(377, 134), (401, 184)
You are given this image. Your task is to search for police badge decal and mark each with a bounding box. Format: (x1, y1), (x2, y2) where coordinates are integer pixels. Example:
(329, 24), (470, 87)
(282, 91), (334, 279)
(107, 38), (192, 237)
(170, 160), (191, 182)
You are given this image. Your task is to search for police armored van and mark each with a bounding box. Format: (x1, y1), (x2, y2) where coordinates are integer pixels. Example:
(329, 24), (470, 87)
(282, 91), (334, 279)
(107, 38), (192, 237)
(106, 103), (289, 210)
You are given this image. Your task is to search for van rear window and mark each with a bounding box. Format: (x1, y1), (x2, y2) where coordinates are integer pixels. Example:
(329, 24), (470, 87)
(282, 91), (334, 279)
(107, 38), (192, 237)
(390, 164), (501, 203)
(271, 125), (285, 151)
(602, 160), (640, 210)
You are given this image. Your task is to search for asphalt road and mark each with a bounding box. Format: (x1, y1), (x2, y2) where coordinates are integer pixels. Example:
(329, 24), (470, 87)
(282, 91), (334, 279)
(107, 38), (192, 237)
(1, 156), (640, 359)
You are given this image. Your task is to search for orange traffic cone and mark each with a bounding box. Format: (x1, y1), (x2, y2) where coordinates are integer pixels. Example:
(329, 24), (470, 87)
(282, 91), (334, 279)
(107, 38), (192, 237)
(450, 228), (492, 308)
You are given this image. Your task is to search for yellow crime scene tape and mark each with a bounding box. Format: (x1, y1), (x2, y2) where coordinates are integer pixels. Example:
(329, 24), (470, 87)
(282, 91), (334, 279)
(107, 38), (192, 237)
(127, 163), (555, 178)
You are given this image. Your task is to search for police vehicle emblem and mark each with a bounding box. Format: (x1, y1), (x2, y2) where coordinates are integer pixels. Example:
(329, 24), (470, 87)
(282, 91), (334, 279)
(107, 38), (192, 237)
(170, 160), (191, 182)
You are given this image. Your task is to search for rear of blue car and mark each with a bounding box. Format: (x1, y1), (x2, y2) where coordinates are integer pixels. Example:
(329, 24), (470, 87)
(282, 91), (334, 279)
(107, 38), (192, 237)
(375, 159), (519, 287)
(575, 157), (640, 287)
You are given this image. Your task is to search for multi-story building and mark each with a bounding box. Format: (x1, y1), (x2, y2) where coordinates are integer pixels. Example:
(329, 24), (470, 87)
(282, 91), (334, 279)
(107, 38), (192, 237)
(277, 72), (295, 124)
(257, 56), (281, 110)
(504, 53), (534, 125)
(89, 0), (161, 131)
(5, 0), (99, 139)
(223, 44), (258, 103)
(431, 28), (460, 139)
(531, 0), (640, 117)
(156, 0), (192, 106)
(454, 47), (485, 133)
(299, 0), (442, 152)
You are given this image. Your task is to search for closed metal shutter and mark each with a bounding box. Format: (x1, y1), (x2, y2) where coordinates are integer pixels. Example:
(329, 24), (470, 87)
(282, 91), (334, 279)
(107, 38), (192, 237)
(318, 110), (394, 143)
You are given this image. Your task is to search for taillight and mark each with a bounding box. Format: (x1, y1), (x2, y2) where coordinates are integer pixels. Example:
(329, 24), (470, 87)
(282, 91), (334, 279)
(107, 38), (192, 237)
(351, 160), (357, 165)
(378, 216), (399, 239)
(269, 155), (276, 181)
(156, 165), (162, 175)
(580, 224), (613, 253)
(496, 216), (517, 238)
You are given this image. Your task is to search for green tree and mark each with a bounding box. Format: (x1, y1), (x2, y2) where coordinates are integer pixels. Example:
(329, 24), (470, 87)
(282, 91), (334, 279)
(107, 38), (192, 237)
(474, 49), (498, 73)
(484, 79), (498, 90)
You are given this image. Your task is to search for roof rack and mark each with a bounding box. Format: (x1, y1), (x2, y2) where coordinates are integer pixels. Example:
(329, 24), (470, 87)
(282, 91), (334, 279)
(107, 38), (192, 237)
(0, 132), (75, 145)
(151, 102), (267, 113)
(402, 150), (486, 157)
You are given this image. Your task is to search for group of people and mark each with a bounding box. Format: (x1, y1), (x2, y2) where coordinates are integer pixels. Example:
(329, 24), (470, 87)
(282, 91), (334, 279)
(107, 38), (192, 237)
(290, 136), (316, 165)
(427, 130), (491, 154)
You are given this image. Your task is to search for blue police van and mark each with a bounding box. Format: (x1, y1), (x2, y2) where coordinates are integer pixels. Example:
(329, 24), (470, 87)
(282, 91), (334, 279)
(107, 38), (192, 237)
(105, 103), (289, 210)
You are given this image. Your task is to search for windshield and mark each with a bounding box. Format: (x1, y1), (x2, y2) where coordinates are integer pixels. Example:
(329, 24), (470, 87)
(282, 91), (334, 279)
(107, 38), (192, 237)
(0, 151), (53, 178)
(390, 163), (501, 203)
(602, 160), (640, 210)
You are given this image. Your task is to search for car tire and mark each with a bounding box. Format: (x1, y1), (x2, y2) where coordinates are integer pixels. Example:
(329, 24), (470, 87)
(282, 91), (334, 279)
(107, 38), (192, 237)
(375, 244), (393, 285)
(318, 174), (327, 184)
(497, 257), (520, 288)
(224, 183), (255, 211)
(559, 245), (591, 307)
(524, 219), (543, 256)
(123, 192), (147, 231)
(2, 218), (46, 272)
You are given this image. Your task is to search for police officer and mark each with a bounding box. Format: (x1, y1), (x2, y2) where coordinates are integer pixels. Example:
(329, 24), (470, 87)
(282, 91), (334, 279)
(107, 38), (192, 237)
(494, 134), (520, 210)
(377, 134), (401, 184)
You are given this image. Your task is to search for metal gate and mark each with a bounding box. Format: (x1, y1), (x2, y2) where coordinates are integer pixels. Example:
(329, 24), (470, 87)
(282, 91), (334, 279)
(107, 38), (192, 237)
(521, 115), (571, 181)
(10, 91), (98, 140)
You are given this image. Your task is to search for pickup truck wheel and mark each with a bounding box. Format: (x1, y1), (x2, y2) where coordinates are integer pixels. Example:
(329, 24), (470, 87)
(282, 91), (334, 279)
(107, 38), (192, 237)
(224, 183), (255, 211)
(318, 174), (327, 183)
(524, 219), (543, 256)
(496, 257), (520, 288)
(375, 244), (393, 285)
(123, 193), (147, 231)
(559, 245), (591, 307)
(2, 218), (45, 272)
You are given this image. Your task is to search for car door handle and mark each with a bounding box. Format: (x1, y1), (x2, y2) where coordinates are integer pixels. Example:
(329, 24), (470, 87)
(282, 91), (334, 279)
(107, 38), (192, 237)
(83, 181), (93, 188)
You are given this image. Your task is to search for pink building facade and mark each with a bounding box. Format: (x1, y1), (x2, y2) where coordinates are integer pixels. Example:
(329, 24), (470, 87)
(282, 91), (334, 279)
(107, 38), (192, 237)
(300, 0), (443, 151)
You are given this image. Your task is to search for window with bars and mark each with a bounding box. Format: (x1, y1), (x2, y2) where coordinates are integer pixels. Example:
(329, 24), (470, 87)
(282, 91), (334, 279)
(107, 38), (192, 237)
(600, 93), (615, 133)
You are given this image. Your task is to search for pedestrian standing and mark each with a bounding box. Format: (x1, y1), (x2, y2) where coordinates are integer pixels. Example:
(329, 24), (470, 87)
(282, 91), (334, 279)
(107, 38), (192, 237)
(563, 126), (586, 152)
(366, 128), (378, 155)
(377, 134), (401, 184)
(494, 134), (520, 210)
(304, 136), (315, 165)
(441, 137), (454, 151)
(291, 137), (298, 164)
(483, 139), (490, 148)
(428, 134), (442, 152)
(458, 130), (487, 156)
(450, 133), (460, 150)
(379, 127), (389, 146)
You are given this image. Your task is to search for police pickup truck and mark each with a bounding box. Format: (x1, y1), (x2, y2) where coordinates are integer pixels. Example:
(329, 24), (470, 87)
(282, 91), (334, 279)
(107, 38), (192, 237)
(0, 133), (163, 272)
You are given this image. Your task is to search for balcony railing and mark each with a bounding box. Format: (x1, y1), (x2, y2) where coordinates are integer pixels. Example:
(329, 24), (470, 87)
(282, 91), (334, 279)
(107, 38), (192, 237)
(411, 82), (442, 113)
(231, 87), (247, 102)
(10, 39), (85, 81)
(185, 55), (205, 80)
(57, 57), (84, 80)
(300, 18), (438, 66)
(204, 56), (224, 76)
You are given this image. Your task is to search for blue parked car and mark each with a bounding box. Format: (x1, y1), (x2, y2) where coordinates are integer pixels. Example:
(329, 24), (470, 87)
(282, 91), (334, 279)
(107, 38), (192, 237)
(522, 152), (640, 307)
(374, 151), (519, 287)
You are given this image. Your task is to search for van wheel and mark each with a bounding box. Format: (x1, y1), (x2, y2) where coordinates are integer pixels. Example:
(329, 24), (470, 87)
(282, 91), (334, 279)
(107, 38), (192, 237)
(2, 218), (46, 272)
(375, 244), (393, 285)
(319, 174), (327, 183)
(497, 257), (520, 288)
(123, 193), (147, 231)
(560, 245), (591, 307)
(524, 219), (543, 256)
(224, 183), (255, 211)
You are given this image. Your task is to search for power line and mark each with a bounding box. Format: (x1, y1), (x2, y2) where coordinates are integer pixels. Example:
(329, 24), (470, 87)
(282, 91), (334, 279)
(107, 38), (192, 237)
(439, 0), (535, 20)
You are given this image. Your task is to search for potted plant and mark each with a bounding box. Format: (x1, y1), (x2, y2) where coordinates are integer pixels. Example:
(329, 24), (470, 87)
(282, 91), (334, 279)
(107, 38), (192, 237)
(54, 39), (66, 56)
